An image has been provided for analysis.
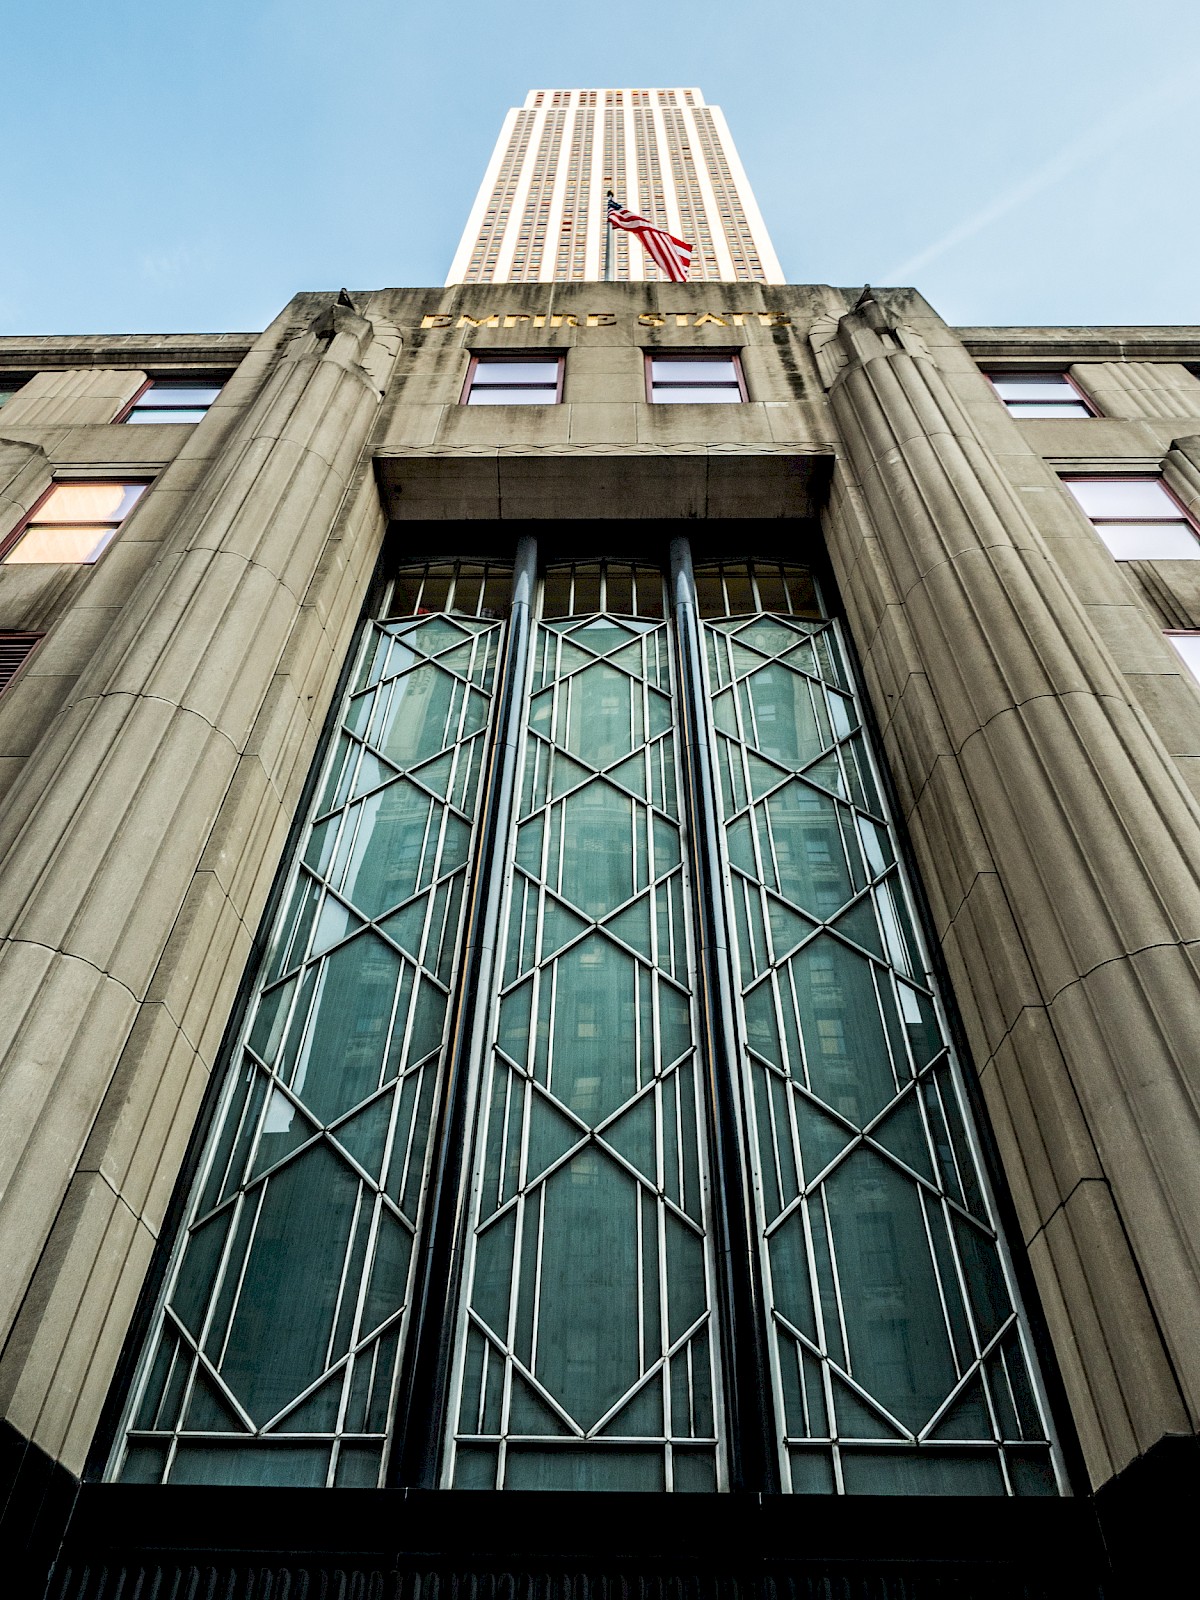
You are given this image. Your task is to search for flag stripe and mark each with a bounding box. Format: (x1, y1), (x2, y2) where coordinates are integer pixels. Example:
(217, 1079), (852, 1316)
(607, 196), (693, 282)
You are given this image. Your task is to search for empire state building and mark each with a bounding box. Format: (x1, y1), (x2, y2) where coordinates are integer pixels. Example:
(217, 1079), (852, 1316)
(448, 88), (784, 284)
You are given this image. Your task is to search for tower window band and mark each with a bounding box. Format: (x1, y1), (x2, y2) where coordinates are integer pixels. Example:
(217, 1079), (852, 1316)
(108, 543), (1064, 1499)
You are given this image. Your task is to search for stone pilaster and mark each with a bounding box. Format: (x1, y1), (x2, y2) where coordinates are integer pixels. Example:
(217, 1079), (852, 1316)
(0, 370), (147, 428)
(0, 438), (52, 532)
(1071, 361), (1200, 422)
(813, 289), (1200, 1487)
(0, 292), (400, 1470)
(1164, 436), (1200, 523)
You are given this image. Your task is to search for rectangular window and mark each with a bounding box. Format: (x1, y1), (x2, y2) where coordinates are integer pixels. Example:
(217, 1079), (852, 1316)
(1064, 476), (1199, 560)
(987, 372), (1094, 418)
(463, 355), (563, 405)
(121, 379), (223, 424)
(0, 376), (30, 409)
(1166, 632), (1200, 682)
(0, 481), (147, 565)
(647, 354), (746, 404)
(0, 632), (43, 696)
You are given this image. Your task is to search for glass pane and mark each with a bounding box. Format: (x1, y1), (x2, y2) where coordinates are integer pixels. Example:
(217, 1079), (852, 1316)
(471, 360), (560, 385)
(138, 384), (222, 407)
(633, 565), (665, 618)
(126, 407), (209, 424)
(112, 589), (508, 1486)
(1006, 402), (1090, 418)
(467, 387), (558, 405)
(1167, 633), (1200, 682)
(448, 591), (721, 1491)
(651, 386), (742, 404)
(1092, 521), (1200, 560)
(4, 524), (118, 564)
(605, 564), (634, 615)
(650, 359), (737, 384)
(35, 481), (145, 523)
(706, 594), (1055, 1496)
(1066, 477), (1178, 518)
(989, 376), (1078, 400)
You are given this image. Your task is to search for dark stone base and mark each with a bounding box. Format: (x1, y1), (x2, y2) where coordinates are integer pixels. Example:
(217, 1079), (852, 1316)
(44, 1482), (1110, 1600)
(27, 1419), (1200, 1600)
(0, 1421), (80, 1600)
(1095, 1432), (1200, 1594)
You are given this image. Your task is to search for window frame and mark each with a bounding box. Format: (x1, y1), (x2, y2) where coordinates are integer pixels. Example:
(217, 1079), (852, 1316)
(115, 375), (226, 425)
(0, 477), (151, 565)
(985, 370), (1097, 419)
(644, 351), (749, 405)
(460, 352), (565, 406)
(1061, 473), (1200, 560)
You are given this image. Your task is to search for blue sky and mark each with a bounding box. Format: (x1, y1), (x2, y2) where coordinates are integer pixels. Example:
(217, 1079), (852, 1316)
(3, 0), (1198, 334)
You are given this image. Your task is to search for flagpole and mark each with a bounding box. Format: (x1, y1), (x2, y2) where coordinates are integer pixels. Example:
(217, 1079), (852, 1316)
(604, 190), (614, 282)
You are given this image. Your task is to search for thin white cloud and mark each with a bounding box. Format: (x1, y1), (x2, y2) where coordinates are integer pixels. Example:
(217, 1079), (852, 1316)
(882, 61), (1200, 282)
(139, 244), (201, 284)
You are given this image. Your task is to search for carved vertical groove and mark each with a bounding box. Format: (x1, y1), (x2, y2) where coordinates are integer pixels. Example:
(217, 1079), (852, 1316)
(816, 290), (1200, 1486)
(0, 294), (401, 1469)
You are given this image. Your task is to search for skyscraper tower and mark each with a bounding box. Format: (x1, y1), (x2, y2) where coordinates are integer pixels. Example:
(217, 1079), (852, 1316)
(447, 88), (784, 284)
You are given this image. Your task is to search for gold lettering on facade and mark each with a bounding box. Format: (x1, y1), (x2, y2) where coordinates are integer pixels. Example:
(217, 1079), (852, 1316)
(420, 308), (793, 331)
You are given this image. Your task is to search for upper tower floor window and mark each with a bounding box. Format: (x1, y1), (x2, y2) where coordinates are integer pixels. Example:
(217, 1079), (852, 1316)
(986, 372), (1094, 418)
(647, 354), (746, 403)
(120, 379), (224, 424)
(463, 355), (563, 405)
(0, 480), (147, 565)
(1063, 476), (1199, 560)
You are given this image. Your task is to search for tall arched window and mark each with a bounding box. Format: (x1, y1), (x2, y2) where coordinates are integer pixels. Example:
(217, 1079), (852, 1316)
(107, 540), (1063, 1499)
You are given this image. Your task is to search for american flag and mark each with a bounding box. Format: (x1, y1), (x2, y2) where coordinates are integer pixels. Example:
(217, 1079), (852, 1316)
(606, 196), (693, 282)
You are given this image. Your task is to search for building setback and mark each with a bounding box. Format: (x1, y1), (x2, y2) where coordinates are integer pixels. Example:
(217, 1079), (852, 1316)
(448, 89), (784, 285)
(1, 281), (1199, 1600)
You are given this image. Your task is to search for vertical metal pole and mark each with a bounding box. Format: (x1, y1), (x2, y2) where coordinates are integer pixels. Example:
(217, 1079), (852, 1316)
(390, 534), (538, 1488)
(669, 535), (779, 1495)
(604, 190), (614, 282)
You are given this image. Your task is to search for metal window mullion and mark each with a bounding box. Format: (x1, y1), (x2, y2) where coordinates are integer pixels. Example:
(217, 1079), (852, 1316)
(388, 535), (539, 1487)
(668, 535), (778, 1494)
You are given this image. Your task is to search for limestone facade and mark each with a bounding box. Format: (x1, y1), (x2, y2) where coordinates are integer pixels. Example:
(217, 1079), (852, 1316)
(2, 284), (1199, 1540)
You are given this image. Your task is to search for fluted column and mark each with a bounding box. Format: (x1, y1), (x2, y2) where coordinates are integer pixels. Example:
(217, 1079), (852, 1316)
(0, 292), (400, 1468)
(813, 290), (1200, 1487)
(0, 438), (51, 526)
(1070, 360), (1200, 422)
(0, 369), (146, 428)
(1165, 436), (1200, 529)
